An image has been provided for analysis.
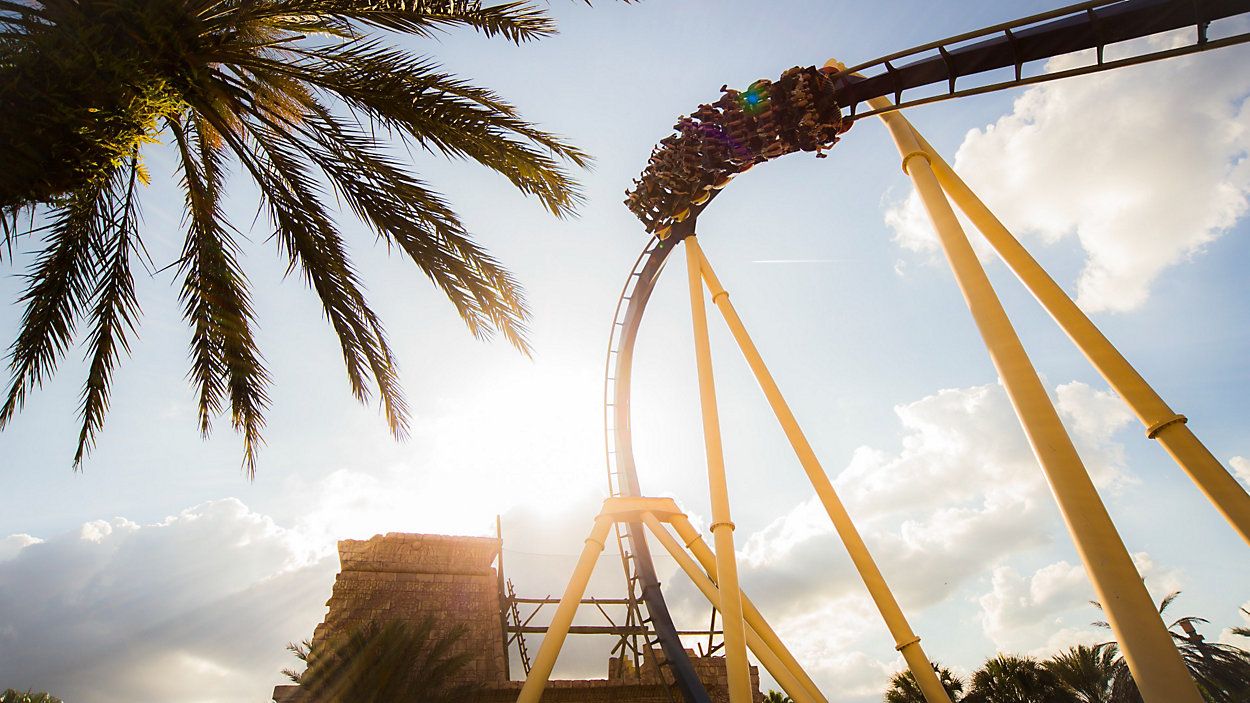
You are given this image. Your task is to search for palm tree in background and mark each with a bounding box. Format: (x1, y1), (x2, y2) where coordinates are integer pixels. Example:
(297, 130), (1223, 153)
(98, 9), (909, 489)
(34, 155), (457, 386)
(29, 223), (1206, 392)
(961, 654), (1069, 703)
(0, 692), (63, 703)
(764, 691), (794, 703)
(1231, 607), (1250, 639)
(878, 599), (1250, 703)
(1043, 645), (1115, 703)
(1092, 592), (1250, 703)
(0, 0), (614, 473)
(283, 618), (475, 703)
(884, 663), (965, 703)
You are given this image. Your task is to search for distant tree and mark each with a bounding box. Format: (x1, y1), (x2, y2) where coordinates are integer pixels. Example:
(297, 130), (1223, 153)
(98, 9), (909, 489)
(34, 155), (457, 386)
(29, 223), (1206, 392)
(0, 692), (62, 703)
(1091, 591), (1250, 703)
(764, 691), (794, 703)
(1044, 645), (1115, 703)
(884, 663), (965, 703)
(1231, 607), (1250, 639)
(962, 654), (1071, 703)
(283, 617), (475, 703)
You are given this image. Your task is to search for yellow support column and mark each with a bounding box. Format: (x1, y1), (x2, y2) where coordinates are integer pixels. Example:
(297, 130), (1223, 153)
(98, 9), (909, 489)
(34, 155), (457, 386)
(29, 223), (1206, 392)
(516, 514), (613, 703)
(906, 127), (1250, 548)
(639, 512), (821, 703)
(869, 97), (1203, 703)
(685, 235), (753, 703)
(691, 245), (951, 703)
(667, 515), (828, 703)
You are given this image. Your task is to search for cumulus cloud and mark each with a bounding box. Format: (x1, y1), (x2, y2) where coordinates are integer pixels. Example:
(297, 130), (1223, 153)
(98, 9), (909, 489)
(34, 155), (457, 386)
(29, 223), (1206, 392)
(977, 561), (1097, 653)
(725, 378), (1144, 695)
(1231, 455), (1250, 488)
(885, 32), (1250, 312)
(0, 491), (635, 701)
(977, 552), (1187, 655)
(0, 533), (41, 562)
(0, 500), (336, 703)
(0, 377), (1173, 703)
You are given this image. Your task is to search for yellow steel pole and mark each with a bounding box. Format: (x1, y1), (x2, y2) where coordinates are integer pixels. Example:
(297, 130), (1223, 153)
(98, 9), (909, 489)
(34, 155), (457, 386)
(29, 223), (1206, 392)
(516, 514), (613, 703)
(905, 127), (1250, 547)
(865, 93), (1204, 703)
(685, 235), (753, 703)
(667, 515), (828, 703)
(691, 245), (952, 703)
(639, 512), (821, 703)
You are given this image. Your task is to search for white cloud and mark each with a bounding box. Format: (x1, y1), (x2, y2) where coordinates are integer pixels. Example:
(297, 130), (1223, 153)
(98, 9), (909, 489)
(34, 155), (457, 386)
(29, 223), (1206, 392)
(976, 552), (1187, 655)
(1129, 551), (1187, 601)
(977, 562), (1096, 653)
(767, 595), (901, 700)
(885, 33), (1250, 313)
(731, 378), (1145, 677)
(0, 533), (42, 562)
(0, 376), (1174, 703)
(0, 500), (335, 703)
(1231, 456), (1250, 488)
(0, 491), (635, 702)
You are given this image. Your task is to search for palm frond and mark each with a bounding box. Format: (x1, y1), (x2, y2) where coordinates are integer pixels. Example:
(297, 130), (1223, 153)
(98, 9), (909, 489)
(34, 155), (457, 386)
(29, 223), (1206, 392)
(291, 618), (476, 703)
(73, 156), (142, 466)
(208, 59), (532, 351)
(297, 108), (531, 350)
(0, 0), (622, 471)
(1158, 590), (1182, 615)
(169, 114), (271, 475)
(210, 96), (410, 437)
(1, 177), (106, 428)
(229, 42), (589, 215)
(217, 0), (558, 43)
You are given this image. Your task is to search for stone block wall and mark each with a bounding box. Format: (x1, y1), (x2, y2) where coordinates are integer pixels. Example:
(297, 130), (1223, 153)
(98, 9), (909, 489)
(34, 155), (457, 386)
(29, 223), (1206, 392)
(312, 533), (508, 687)
(273, 532), (763, 703)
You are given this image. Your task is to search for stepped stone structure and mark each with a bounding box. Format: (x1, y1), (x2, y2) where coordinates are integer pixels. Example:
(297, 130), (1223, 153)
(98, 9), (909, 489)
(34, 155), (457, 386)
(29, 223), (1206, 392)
(272, 532), (762, 703)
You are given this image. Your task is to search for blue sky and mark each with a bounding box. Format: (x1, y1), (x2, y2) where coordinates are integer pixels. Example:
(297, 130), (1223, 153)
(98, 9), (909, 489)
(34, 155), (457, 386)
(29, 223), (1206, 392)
(1, 1), (1249, 701)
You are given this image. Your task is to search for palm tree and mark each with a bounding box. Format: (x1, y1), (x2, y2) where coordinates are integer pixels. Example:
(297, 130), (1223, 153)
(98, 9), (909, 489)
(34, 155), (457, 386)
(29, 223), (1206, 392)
(884, 663), (965, 703)
(0, 0), (609, 473)
(764, 691), (794, 703)
(1231, 607), (1250, 639)
(1092, 591), (1250, 703)
(1044, 645), (1115, 703)
(962, 654), (1071, 703)
(283, 617), (475, 703)
(0, 693), (63, 703)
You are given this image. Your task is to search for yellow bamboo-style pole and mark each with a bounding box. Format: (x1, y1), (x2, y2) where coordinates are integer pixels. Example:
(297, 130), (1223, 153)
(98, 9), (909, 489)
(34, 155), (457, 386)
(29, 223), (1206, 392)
(690, 244), (952, 703)
(516, 515), (614, 703)
(905, 127), (1250, 547)
(685, 235), (753, 703)
(667, 514), (828, 703)
(639, 511), (820, 703)
(865, 92), (1204, 703)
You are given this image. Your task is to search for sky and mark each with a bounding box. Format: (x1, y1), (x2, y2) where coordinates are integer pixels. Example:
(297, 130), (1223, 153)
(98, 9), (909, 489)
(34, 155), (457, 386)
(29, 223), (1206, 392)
(2, 1), (1250, 701)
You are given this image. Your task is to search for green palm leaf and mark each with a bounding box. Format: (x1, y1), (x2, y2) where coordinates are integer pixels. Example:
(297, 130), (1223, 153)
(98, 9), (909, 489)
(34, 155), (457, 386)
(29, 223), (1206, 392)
(0, 0), (610, 469)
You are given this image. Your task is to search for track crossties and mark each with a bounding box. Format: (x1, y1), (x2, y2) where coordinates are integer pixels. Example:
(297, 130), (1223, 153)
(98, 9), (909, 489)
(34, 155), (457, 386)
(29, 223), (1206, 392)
(624, 65), (848, 237)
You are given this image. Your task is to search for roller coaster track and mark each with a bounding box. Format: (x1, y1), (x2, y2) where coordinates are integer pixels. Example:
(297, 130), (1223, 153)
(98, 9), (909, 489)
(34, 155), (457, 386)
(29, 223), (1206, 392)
(603, 1), (1250, 700)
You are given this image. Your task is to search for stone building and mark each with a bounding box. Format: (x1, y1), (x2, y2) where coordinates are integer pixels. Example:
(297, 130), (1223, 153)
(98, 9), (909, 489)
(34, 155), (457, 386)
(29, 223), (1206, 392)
(272, 532), (762, 703)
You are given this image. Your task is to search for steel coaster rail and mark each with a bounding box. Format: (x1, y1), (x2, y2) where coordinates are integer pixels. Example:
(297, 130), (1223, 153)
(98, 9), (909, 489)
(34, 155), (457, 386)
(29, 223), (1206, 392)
(828, 0), (1250, 120)
(601, 2), (1250, 702)
(603, 194), (718, 703)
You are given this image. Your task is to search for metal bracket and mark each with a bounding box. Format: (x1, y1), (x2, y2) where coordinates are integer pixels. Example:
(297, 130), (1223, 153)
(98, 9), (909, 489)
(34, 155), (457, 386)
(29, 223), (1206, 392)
(894, 635), (921, 651)
(901, 149), (932, 175)
(938, 44), (958, 94)
(1146, 413), (1188, 439)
